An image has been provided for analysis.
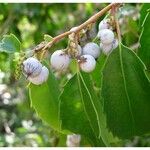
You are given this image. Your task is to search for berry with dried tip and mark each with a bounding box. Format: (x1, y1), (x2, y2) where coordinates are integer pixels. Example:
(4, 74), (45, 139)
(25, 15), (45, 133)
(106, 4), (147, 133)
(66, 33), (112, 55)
(82, 42), (100, 59)
(97, 29), (114, 44)
(98, 19), (110, 30)
(50, 50), (70, 71)
(28, 66), (49, 85)
(22, 57), (42, 78)
(79, 55), (96, 73)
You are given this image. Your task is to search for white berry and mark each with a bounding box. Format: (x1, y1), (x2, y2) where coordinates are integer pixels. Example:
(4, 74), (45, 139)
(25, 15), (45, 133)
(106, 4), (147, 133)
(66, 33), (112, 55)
(50, 50), (70, 71)
(82, 42), (100, 59)
(66, 134), (81, 147)
(100, 39), (119, 55)
(23, 57), (42, 78)
(97, 29), (114, 44)
(98, 19), (110, 30)
(28, 66), (49, 85)
(100, 43), (113, 55)
(79, 55), (96, 73)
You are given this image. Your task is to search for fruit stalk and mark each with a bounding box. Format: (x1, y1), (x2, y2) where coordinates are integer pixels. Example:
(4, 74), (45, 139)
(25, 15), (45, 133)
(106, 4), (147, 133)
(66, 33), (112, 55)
(35, 3), (120, 53)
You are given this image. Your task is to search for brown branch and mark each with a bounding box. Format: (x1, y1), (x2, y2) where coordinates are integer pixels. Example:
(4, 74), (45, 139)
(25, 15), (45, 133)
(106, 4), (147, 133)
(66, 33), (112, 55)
(34, 3), (120, 53)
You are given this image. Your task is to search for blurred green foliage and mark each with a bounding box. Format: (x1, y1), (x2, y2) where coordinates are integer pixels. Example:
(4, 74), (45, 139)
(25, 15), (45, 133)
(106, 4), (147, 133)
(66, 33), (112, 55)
(0, 3), (150, 147)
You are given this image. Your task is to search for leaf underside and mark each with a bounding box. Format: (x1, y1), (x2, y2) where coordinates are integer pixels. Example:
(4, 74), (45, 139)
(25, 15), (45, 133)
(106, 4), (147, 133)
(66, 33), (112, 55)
(0, 34), (21, 53)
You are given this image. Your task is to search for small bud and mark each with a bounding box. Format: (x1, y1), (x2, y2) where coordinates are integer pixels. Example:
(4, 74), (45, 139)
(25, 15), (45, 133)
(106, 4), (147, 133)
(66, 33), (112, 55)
(28, 66), (49, 85)
(79, 55), (96, 73)
(70, 27), (78, 32)
(50, 50), (70, 71)
(82, 42), (100, 59)
(97, 29), (114, 44)
(22, 57), (42, 78)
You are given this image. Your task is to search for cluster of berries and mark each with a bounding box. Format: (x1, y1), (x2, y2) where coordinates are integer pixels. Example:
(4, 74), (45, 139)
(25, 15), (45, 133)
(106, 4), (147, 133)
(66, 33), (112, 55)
(50, 18), (118, 73)
(98, 19), (118, 55)
(22, 18), (118, 85)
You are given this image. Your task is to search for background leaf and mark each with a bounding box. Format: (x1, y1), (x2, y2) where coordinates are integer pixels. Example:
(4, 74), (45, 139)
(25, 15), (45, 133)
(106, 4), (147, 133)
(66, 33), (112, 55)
(29, 69), (61, 131)
(101, 44), (150, 139)
(0, 34), (21, 53)
(138, 4), (150, 71)
(139, 4), (150, 26)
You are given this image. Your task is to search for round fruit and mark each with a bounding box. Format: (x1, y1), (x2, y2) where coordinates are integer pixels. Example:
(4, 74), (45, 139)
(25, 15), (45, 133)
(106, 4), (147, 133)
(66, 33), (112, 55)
(100, 43), (113, 55)
(28, 66), (49, 85)
(50, 50), (70, 71)
(79, 55), (96, 73)
(82, 42), (100, 59)
(97, 29), (114, 44)
(22, 57), (42, 78)
(98, 19), (110, 30)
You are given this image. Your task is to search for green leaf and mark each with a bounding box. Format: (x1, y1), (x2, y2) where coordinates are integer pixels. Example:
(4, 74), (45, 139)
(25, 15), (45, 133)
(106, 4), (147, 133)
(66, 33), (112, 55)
(0, 34), (21, 53)
(79, 72), (120, 146)
(59, 71), (120, 146)
(139, 4), (150, 26)
(138, 4), (150, 71)
(29, 69), (61, 131)
(101, 44), (150, 139)
(59, 74), (105, 146)
(91, 53), (107, 88)
(44, 34), (53, 42)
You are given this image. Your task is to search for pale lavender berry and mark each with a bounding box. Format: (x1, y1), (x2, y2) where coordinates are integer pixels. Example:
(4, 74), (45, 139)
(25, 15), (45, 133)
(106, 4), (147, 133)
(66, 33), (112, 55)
(50, 50), (70, 71)
(97, 29), (114, 44)
(28, 66), (49, 85)
(23, 57), (42, 78)
(79, 55), (96, 73)
(82, 42), (100, 59)
(98, 19), (110, 30)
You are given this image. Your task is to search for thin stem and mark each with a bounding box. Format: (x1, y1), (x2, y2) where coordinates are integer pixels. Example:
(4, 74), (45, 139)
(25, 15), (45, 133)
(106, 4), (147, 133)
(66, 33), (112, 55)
(113, 6), (122, 42)
(41, 3), (120, 51)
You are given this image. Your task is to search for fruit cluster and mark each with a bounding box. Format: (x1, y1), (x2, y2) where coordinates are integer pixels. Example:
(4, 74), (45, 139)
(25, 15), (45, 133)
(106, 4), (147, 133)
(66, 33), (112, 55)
(98, 18), (118, 55)
(22, 18), (118, 85)
(50, 18), (118, 73)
